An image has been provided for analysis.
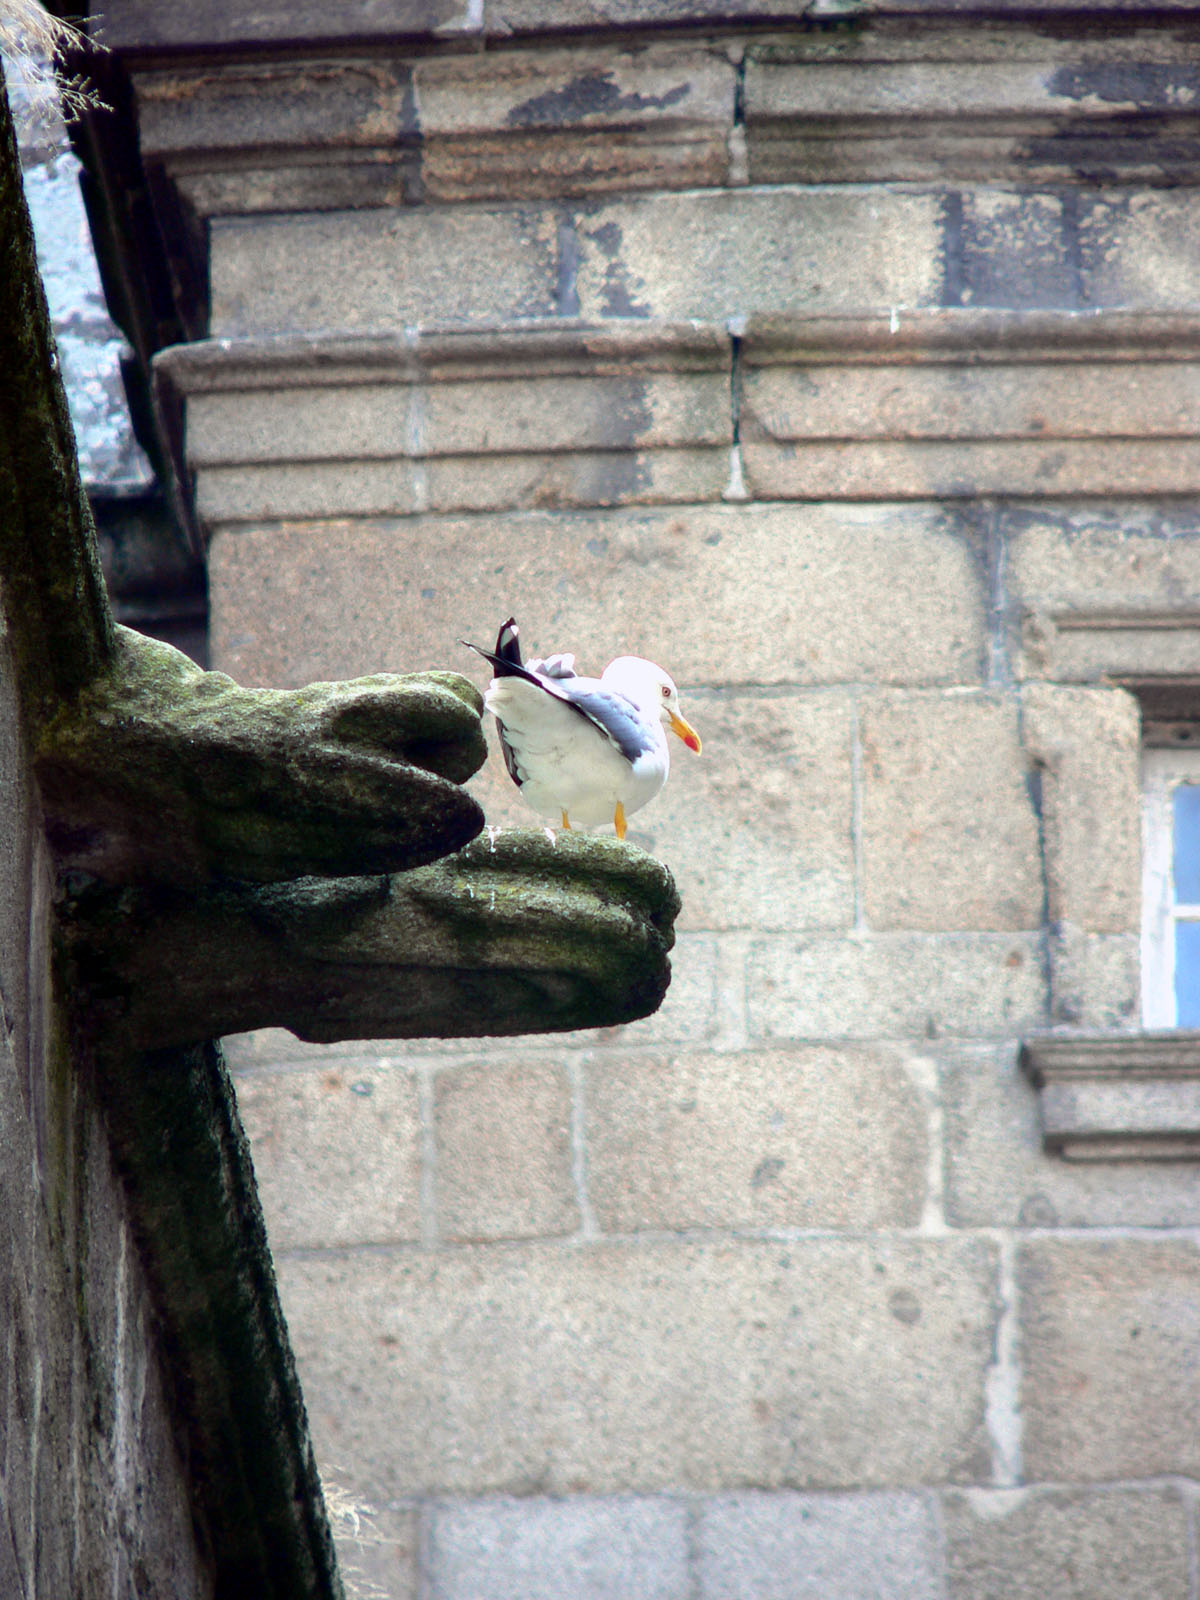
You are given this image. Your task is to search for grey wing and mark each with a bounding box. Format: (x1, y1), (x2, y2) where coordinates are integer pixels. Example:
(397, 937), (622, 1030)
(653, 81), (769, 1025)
(554, 681), (657, 764)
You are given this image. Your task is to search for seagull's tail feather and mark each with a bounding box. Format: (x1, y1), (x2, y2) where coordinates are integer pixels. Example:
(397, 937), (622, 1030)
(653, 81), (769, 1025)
(493, 617), (523, 672)
(461, 617), (542, 685)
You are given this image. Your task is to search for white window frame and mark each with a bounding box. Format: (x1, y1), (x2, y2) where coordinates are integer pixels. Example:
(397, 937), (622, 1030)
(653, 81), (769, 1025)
(1142, 747), (1200, 1027)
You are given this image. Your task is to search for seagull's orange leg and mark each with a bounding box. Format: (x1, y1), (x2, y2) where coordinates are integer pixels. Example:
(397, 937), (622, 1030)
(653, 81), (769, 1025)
(561, 810), (572, 830)
(614, 802), (627, 841)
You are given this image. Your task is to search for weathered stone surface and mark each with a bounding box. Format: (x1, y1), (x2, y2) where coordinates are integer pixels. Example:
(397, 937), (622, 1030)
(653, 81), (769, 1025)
(1011, 496), (1200, 601)
(184, 369), (728, 466)
(65, 832), (681, 1048)
(1079, 191), (1200, 306)
(742, 352), (1200, 448)
(748, 933), (1046, 1041)
(1025, 614), (1200, 684)
(743, 435), (1200, 502)
(207, 502), (985, 691)
(221, 929), (718, 1062)
(136, 58), (419, 159)
(740, 312), (1200, 499)
(1020, 685), (1141, 934)
(641, 693), (854, 932)
(1021, 1031), (1200, 1160)
(745, 41), (1200, 186)
(1044, 926), (1140, 1031)
(96, 0), (477, 49)
(942, 1486), (1193, 1600)
(210, 208), (560, 337)
(584, 1046), (928, 1231)
(859, 692), (1042, 932)
(696, 1491), (946, 1600)
(0, 838), (212, 1598)
(574, 191), (941, 320)
(136, 43), (733, 214)
(954, 191), (1081, 309)
(234, 1061), (422, 1248)
(1020, 1238), (1200, 1480)
(0, 624), (34, 1072)
(486, 0), (817, 29)
(429, 1496), (689, 1600)
(434, 1059), (577, 1241)
(941, 1043), (1200, 1228)
(135, 56), (421, 215)
(1006, 502), (1200, 680)
(86, 1038), (344, 1598)
(569, 931), (720, 1048)
(1041, 1072), (1200, 1160)
(36, 625), (487, 885)
(279, 1236), (998, 1495)
(194, 446), (731, 522)
(416, 45), (736, 200)
(315, 934), (723, 1056)
(164, 325), (734, 521)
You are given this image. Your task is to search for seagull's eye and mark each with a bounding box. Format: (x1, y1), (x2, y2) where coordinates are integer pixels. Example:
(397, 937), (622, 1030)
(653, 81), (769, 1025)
(661, 684), (671, 699)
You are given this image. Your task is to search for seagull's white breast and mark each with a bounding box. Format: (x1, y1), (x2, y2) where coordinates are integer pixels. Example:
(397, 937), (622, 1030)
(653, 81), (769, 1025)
(485, 677), (669, 826)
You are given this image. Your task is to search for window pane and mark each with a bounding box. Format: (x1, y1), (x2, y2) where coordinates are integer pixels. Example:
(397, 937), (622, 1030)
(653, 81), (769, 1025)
(1174, 784), (1200, 903)
(1177, 921), (1200, 1026)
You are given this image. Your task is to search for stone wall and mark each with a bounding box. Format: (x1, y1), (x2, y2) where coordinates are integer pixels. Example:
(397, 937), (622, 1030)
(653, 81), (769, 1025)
(95, 4), (1200, 1595)
(0, 615), (213, 1599)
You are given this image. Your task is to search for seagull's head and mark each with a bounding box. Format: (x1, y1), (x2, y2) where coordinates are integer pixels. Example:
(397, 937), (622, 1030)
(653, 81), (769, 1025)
(602, 657), (703, 754)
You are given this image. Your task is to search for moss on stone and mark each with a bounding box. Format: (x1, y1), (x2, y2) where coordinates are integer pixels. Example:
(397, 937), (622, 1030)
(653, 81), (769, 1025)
(61, 831), (680, 1047)
(2, 55), (685, 1600)
(36, 626), (488, 884)
(0, 59), (113, 733)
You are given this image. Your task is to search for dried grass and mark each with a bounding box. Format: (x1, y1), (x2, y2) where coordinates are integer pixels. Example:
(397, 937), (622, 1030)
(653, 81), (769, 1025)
(321, 1478), (393, 1600)
(0, 0), (105, 126)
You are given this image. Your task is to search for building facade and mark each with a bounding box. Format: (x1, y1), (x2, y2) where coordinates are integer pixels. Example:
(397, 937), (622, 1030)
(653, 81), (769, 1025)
(78, 3), (1200, 1595)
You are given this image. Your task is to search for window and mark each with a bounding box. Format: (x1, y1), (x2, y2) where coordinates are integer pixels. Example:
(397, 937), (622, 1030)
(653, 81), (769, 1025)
(1142, 746), (1200, 1027)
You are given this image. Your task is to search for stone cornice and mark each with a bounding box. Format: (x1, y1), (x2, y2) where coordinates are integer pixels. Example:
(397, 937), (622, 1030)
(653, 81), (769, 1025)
(156, 319), (731, 390)
(1021, 1032), (1200, 1159)
(738, 308), (1200, 501)
(154, 319), (737, 524)
(93, 3), (1200, 57)
(1022, 1031), (1200, 1083)
(88, 16), (1200, 216)
(154, 310), (1200, 523)
(741, 308), (1200, 363)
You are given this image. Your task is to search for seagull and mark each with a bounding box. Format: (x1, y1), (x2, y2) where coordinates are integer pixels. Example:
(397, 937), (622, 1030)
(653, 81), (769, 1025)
(462, 617), (701, 839)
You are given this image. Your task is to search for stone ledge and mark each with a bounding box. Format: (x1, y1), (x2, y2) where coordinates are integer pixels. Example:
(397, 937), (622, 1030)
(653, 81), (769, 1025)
(1023, 611), (1200, 684)
(94, 16), (1200, 224)
(155, 321), (734, 524)
(132, 44), (736, 216)
(1020, 1032), (1200, 1160)
(91, 1), (1200, 57)
(739, 309), (1200, 500)
(746, 26), (1200, 186)
(161, 309), (1200, 523)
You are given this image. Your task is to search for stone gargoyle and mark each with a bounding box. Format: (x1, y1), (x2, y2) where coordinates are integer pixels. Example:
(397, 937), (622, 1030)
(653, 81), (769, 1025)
(0, 64), (678, 1055)
(0, 57), (677, 1600)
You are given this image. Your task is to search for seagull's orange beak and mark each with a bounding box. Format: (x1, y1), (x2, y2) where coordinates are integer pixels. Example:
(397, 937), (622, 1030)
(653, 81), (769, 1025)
(668, 710), (702, 754)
